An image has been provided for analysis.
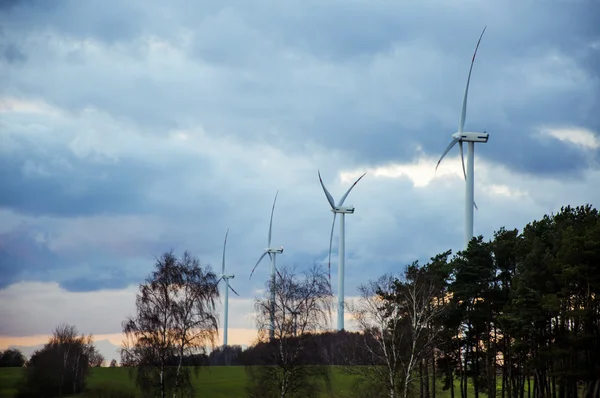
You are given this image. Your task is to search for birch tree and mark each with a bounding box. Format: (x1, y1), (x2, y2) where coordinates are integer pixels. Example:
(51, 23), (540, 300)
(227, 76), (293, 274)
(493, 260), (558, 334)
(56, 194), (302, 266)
(121, 250), (219, 398)
(247, 264), (333, 398)
(349, 265), (445, 398)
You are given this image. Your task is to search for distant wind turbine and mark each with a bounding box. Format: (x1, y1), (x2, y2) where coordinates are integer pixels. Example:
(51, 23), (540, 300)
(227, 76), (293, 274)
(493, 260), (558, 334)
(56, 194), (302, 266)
(435, 26), (489, 250)
(249, 191), (283, 341)
(284, 302), (301, 337)
(318, 171), (366, 331)
(218, 228), (239, 347)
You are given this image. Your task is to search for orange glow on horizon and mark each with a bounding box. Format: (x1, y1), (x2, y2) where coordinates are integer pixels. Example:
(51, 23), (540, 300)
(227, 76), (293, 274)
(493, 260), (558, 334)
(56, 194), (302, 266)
(0, 328), (259, 351)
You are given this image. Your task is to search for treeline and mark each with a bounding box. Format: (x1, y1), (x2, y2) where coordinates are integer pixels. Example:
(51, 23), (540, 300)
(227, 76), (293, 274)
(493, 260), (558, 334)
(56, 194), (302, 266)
(235, 331), (376, 366)
(346, 204), (600, 398)
(431, 204), (600, 398)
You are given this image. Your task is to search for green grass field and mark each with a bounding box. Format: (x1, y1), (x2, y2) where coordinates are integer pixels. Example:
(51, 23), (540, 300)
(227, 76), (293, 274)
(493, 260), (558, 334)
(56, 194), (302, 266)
(0, 366), (484, 397)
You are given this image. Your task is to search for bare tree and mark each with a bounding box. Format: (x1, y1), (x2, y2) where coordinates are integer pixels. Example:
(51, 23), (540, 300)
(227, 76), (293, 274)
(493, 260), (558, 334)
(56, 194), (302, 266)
(85, 337), (105, 368)
(120, 250), (219, 398)
(347, 274), (405, 398)
(247, 264), (333, 398)
(348, 265), (445, 398)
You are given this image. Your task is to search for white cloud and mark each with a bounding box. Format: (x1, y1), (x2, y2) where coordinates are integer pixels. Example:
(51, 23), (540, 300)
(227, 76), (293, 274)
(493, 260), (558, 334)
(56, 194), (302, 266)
(541, 127), (600, 150)
(0, 282), (138, 336)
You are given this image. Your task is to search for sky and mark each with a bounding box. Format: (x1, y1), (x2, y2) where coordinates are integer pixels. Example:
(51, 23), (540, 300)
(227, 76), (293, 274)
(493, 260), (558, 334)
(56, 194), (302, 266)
(1, 0), (599, 362)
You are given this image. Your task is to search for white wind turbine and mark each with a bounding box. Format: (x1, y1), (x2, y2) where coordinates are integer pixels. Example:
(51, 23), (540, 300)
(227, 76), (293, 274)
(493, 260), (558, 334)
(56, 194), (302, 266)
(435, 26), (489, 250)
(318, 171), (366, 331)
(218, 228), (239, 347)
(249, 191), (283, 341)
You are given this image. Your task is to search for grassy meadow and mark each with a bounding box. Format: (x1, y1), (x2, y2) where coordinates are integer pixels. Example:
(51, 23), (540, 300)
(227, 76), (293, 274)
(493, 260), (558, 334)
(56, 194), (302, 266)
(0, 366), (488, 397)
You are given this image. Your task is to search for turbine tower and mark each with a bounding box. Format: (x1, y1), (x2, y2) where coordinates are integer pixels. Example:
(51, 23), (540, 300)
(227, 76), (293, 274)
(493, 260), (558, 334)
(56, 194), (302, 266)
(435, 26), (489, 250)
(250, 191), (283, 341)
(318, 171), (366, 331)
(218, 228), (239, 347)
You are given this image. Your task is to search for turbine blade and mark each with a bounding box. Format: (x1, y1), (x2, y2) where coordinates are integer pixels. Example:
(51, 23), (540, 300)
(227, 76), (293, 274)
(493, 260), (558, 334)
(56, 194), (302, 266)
(338, 172), (366, 206)
(459, 141), (467, 180)
(222, 228), (229, 275)
(228, 284), (240, 296)
(435, 138), (460, 173)
(327, 213), (337, 283)
(250, 252), (268, 279)
(268, 190), (279, 247)
(216, 276), (223, 284)
(459, 26), (487, 134)
(318, 170), (336, 209)
(474, 200), (479, 211)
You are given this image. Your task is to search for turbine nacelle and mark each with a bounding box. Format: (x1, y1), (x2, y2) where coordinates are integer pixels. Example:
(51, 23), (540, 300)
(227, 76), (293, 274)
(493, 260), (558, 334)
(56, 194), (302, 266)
(332, 206), (355, 214)
(249, 191), (284, 282)
(221, 274), (235, 280)
(451, 131), (489, 143)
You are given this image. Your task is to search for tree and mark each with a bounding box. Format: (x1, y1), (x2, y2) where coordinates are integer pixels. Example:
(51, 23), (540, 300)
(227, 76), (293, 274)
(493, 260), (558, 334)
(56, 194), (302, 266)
(109, 359), (118, 367)
(348, 264), (446, 398)
(246, 264), (333, 398)
(121, 250), (219, 398)
(0, 348), (26, 367)
(17, 324), (99, 397)
(447, 236), (496, 398)
(208, 345), (243, 366)
(88, 349), (105, 368)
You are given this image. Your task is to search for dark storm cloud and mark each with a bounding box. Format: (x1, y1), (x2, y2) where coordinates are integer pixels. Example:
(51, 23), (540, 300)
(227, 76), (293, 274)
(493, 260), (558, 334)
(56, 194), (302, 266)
(1, 0), (599, 299)
(0, 0), (143, 43)
(0, 143), (159, 217)
(0, 229), (61, 288)
(1, 0), (597, 179)
(486, 131), (590, 177)
(0, 217), (187, 292)
(0, 42), (27, 64)
(60, 271), (133, 292)
(0, 0), (27, 11)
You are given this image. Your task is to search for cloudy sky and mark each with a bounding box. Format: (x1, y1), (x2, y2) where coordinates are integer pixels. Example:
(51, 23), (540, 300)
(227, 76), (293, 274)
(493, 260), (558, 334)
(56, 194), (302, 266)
(1, 0), (599, 357)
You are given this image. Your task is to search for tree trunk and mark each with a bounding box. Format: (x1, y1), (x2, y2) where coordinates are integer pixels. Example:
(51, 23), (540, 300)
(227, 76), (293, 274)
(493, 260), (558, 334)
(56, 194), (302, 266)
(73, 349), (80, 394)
(420, 360), (424, 398)
(173, 344), (185, 398)
(474, 324), (479, 398)
(450, 369), (455, 398)
(160, 361), (166, 398)
(432, 349), (436, 398)
(424, 357), (430, 398)
(458, 337), (466, 398)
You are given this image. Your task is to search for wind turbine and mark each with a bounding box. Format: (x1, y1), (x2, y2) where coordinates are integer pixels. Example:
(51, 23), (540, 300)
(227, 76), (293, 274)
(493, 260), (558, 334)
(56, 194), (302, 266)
(435, 26), (489, 250)
(318, 170), (366, 331)
(218, 228), (239, 347)
(249, 191), (283, 341)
